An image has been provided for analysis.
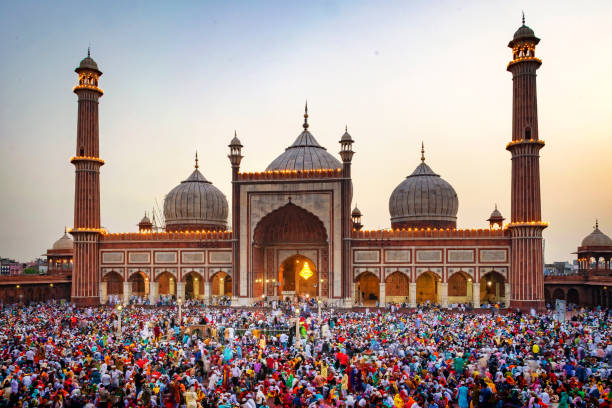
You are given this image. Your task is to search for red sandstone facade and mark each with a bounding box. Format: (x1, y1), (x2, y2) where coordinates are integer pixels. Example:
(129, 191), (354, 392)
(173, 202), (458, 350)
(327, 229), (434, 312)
(49, 22), (555, 309)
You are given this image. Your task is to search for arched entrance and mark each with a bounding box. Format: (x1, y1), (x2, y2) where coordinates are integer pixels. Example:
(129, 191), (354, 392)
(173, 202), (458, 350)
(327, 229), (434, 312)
(211, 271), (232, 297)
(567, 288), (579, 305)
(184, 272), (204, 300)
(552, 288), (565, 302)
(157, 272), (176, 297)
(385, 272), (409, 303)
(279, 254), (318, 299)
(252, 202), (328, 300)
(355, 272), (379, 306)
(480, 271), (505, 304)
(448, 271), (471, 304)
(416, 272), (439, 305)
(104, 271), (123, 296)
(128, 271), (148, 298)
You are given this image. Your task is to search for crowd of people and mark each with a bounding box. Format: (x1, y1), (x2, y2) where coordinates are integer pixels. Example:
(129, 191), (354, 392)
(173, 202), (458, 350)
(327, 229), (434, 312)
(0, 300), (609, 408)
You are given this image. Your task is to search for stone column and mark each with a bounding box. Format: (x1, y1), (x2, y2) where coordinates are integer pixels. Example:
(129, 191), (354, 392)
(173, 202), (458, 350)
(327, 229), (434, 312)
(149, 281), (159, 305)
(505, 283), (511, 307)
(409, 282), (417, 308)
(123, 282), (131, 305)
(204, 281), (211, 304)
(472, 282), (480, 308)
(177, 281), (185, 300)
(467, 279), (473, 303)
(99, 282), (108, 305)
(169, 278), (176, 295)
(353, 282), (359, 304)
(193, 278), (200, 299)
(441, 282), (449, 308)
(379, 283), (386, 307)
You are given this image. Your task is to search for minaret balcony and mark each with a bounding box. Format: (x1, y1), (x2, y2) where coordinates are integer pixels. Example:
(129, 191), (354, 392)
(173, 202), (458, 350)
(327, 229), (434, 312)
(70, 156), (105, 165)
(73, 84), (104, 95)
(505, 139), (545, 151)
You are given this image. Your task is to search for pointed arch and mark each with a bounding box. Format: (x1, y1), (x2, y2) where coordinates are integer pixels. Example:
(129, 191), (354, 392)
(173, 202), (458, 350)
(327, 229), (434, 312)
(254, 202), (327, 246)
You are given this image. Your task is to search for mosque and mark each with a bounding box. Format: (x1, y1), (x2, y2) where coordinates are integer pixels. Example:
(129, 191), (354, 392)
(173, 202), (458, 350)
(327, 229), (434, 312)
(55, 20), (555, 311)
(8, 20), (609, 310)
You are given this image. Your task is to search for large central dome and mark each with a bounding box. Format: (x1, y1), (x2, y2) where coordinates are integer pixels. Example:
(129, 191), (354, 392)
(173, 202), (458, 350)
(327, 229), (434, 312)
(266, 107), (341, 171)
(389, 145), (458, 229)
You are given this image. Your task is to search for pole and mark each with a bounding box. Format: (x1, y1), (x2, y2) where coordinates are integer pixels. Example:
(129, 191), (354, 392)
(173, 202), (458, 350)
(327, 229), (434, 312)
(177, 297), (183, 325)
(116, 305), (123, 337)
(295, 307), (301, 349)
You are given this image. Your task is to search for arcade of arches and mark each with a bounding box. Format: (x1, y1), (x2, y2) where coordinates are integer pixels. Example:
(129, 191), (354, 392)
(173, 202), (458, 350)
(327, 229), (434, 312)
(354, 270), (508, 307)
(99, 269), (233, 304)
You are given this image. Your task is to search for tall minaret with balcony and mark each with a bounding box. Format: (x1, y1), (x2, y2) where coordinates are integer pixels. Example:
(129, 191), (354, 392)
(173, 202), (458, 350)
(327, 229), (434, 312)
(339, 125), (354, 305)
(506, 16), (546, 311)
(70, 49), (104, 306)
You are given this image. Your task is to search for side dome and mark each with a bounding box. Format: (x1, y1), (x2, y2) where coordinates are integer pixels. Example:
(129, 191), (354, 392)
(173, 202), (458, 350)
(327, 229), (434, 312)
(389, 146), (458, 229)
(266, 106), (341, 171)
(52, 231), (74, 250)
(163, 162), (228, 232)
(581, 223), (612, 248)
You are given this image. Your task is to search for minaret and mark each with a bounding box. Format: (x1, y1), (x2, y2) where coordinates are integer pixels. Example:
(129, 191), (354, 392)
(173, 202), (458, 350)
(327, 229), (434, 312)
(339, 124), (354, 306)
(506, 16), (546, 311)
(228, 131), (243, 302)
(70, 49), (104, 306)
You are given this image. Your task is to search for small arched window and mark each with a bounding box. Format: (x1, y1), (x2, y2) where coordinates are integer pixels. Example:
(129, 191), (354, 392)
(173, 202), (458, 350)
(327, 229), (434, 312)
(524, 127), (532, 140)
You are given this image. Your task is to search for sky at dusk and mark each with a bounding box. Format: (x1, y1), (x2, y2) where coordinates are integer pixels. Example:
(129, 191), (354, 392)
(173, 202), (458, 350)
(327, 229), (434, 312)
(0, 1), (611, 263)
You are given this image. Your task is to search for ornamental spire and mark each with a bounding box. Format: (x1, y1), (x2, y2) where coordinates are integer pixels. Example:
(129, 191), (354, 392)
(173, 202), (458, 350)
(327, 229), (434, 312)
(421, 142), (425, 162)
(522, 10), (525, 25)
(303, 101), (309, 129)
(595, 219), (599, 229)
(195, 151), (199, 169)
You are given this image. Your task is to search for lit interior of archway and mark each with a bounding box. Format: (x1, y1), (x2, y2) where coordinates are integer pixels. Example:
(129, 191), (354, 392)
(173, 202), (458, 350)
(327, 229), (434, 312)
(279, 255), (318, 298)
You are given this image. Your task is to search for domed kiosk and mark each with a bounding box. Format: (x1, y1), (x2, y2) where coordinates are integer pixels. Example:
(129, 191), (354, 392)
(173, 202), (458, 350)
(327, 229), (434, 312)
(389, 144), (458, 229)
(163, 154), (229, 232)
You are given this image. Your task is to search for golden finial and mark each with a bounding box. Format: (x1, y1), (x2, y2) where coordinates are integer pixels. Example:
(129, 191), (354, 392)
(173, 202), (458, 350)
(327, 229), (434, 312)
(303, 100), (309, 129)
(195, 151), (199, 169)
(421, 142), (425, 162)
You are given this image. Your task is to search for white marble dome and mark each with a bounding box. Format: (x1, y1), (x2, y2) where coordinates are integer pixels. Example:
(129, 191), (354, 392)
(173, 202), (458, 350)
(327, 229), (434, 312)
(389, 153), (458, 229)
(52, 231), (73, 250)
(163, 168), (228, 231)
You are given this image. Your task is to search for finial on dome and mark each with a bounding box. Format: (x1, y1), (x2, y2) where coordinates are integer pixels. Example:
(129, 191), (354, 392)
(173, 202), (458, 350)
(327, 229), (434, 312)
(64, 226), (67, 234)
(345, 124), (348, 132)
(87, 46), (91, 57)
(595, 219), (599, 229)
(303, 101), (309, 129)
(495, 203), (498, 210)
(421, 142), (425, 162)
(522, 10), (525, 25)
(195, 151), (199, 169)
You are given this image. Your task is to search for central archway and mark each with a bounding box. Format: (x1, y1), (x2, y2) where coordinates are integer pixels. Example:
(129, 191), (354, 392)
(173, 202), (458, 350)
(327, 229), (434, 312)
(252, 202), (328, 300)
(279, 254), (318, 299)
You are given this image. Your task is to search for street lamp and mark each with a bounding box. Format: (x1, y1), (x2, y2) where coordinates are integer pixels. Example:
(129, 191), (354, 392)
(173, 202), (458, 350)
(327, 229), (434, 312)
(177, 297), (183, 325)
(295, 307), (301, 349)
(116, 304), (123, 337)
